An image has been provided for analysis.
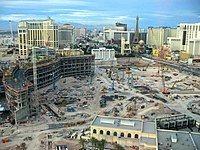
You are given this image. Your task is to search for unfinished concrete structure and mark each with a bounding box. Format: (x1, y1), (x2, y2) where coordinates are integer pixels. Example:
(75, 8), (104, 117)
(3, 54), (95, 121)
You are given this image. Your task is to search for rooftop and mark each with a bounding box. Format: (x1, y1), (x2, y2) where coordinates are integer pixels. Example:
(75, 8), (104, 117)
(140, 137), (156, 145)
(142, 122), (156, 134)
(157, 130), (200, 150)
(91, 115), (156, 134)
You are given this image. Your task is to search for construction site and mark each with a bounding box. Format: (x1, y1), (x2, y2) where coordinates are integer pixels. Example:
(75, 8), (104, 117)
(1, 52), (200, 150)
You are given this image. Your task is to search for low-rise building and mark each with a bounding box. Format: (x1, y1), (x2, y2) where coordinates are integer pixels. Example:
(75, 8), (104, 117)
(90, 114), (200, 150)
(90, 115), (157, 149)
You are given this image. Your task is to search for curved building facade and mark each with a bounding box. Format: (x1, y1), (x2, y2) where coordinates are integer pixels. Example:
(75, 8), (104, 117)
(3, 55), (95, 121)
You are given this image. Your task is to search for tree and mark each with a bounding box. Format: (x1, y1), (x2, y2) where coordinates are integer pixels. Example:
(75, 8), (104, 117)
(20, 142), (27, 150)
(79, 138), (88, 150)
(97, 139), (107, 150)
(114, 144), (125, 150)
(89, 137), (98, 150)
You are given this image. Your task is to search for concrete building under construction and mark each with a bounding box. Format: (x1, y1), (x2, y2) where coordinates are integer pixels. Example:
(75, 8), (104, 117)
(3, 52), (95, 121)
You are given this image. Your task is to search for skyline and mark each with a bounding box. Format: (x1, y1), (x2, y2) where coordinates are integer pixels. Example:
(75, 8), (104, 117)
(0, 0), (200, 30)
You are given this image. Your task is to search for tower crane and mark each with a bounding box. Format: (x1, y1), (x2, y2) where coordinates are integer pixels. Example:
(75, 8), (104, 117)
(159, 47), (170, 94)
(45, 35), (50, 59)
(9, 20), (16, 57)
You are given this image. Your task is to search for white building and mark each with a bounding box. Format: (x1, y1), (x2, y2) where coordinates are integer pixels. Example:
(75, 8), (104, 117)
(168, 23), (200, 56)
(91, 47), (116, 62)
(167, 37), (181, 51)
(147, 27), (177, 49)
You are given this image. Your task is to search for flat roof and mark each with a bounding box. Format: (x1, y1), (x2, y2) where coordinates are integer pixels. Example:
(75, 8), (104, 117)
(91, 116), (156, 134)
(157, 130), (200, 150)
(140, 137), (156, 145)
(143, 122), (156, 134)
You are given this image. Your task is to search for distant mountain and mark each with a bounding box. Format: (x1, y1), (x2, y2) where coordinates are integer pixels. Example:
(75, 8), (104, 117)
(0, 20), (18, 31)
(68, 22), (112, 30)
(0, 20), (111, 31)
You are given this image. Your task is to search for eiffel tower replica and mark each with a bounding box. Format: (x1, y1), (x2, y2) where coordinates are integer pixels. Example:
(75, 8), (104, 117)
(131, 16), (140, 52)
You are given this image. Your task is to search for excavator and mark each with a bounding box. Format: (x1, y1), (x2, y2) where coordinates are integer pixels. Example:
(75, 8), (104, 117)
(169, 77), (187, 89)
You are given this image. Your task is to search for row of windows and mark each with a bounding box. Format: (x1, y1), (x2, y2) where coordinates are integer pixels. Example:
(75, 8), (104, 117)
(185, 25), (200, 31)
(93, 129), (139, 139)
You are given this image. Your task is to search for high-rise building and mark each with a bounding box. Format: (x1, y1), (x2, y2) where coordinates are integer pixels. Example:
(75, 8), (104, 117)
(18, 17), (58, 59)
(58, 24), (75, 48)
(116, 22), (128, 31)
(147, 27), (177, 49)
(75, 28), (86, 38)
(168, 23), (200, 56)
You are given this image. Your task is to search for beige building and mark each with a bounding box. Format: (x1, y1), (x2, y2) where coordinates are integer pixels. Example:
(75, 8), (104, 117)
(75, 28), (86, 38)
(168, 23), (200, 56)
(18, 17), (58, 59)
(57, 48), (84, 56)
(90, 115), (156, 149)
(147, 27), (177, 49)
(58, 24), (75, 48)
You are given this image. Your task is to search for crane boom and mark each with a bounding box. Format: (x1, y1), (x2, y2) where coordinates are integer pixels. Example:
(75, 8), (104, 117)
(9, 20), (16, 56)
(9, 20), (13, 42)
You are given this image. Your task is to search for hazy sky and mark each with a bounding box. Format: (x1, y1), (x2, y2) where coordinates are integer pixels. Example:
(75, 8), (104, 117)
(0, 0), (200, 29)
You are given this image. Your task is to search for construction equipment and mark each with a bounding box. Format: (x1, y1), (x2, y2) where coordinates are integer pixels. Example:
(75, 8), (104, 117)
(45, 35), (50, 59)
(9, 20), (16, 57)
(159, 47), (170, 94)
(170, 81), (178, 89)
(169, 77), (186, 89)
(2, 138), (9, 143)
(161, 71), (170, 94)
(143, 63), (150, 71)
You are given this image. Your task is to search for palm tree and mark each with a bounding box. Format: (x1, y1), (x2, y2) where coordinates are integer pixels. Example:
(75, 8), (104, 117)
(79, 138), (88, 150)
(97, 139), (107, 150)
(114, 144), (125, 150)
(20, 143), (27, 150)
(89, 137), (98, 150)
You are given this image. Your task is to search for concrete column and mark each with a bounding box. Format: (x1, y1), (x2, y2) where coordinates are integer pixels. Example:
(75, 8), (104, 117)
(193, 41), (196, 56)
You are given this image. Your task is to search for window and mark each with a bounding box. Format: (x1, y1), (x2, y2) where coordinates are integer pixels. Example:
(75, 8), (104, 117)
(120, 132), (124, 137)
(113, 132), (117, 136)
(93, 129), (96, 134)
(135, 134), (139, 139)
(127, 133), (131, 138)
(106, 131), (110, 135)
(100, 130), (103, 135)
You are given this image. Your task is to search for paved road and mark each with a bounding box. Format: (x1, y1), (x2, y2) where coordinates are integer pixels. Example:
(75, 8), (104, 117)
(142, 55), (200, 76)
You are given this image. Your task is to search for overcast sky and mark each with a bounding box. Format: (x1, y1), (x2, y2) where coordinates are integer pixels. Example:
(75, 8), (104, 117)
(0, 0), (200, 29)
